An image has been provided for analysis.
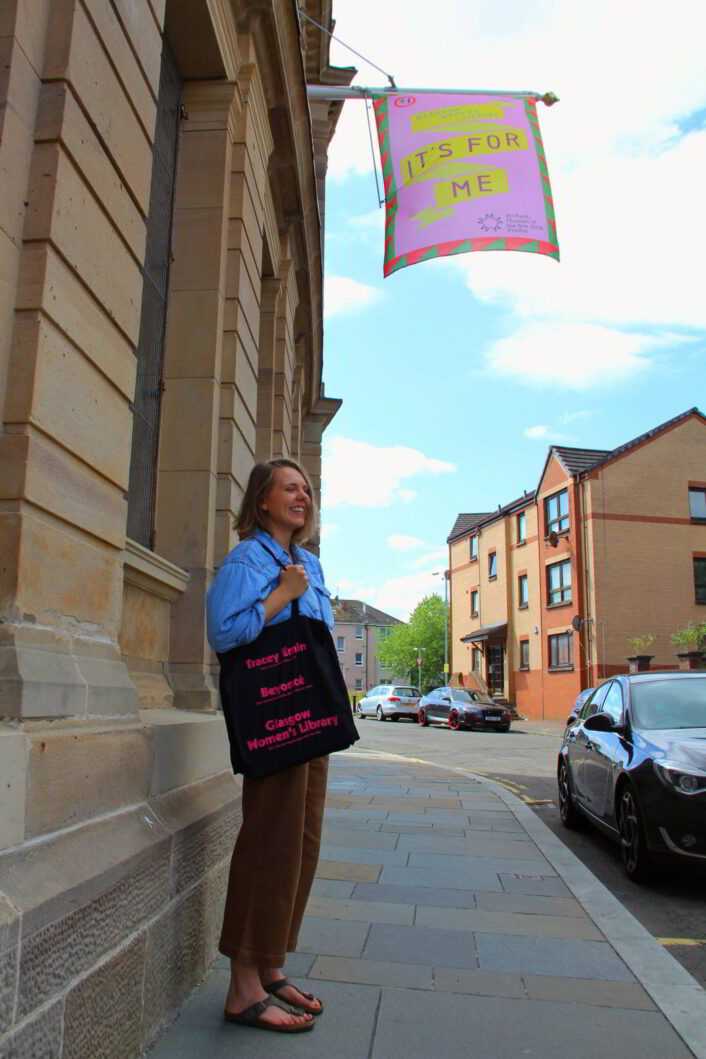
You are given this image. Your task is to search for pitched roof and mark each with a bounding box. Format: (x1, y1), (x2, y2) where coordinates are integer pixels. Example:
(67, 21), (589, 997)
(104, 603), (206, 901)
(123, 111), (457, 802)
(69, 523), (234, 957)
(447, 512), (492, 543)
(576, 407), (703, 474)
(552, 447), (611, 475)
(331, 599), (403, 627)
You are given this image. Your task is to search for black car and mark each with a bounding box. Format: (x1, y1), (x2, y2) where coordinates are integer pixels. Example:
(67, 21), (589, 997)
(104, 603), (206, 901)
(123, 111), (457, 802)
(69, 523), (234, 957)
(558, 672), (706, 881)
(418, 687), (511, 732)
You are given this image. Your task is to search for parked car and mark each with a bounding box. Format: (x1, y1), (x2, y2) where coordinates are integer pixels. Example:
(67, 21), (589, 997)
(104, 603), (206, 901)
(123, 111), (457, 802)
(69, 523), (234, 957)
(356, 685), (421, 721)
(418, 687), (512, 732)
(569, 686), (596, 722)
(557, 671), (706, 881)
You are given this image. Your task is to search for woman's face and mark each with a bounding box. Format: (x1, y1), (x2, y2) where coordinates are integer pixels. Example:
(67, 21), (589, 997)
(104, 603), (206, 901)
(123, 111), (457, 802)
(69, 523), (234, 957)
(261, 466), (312, 539)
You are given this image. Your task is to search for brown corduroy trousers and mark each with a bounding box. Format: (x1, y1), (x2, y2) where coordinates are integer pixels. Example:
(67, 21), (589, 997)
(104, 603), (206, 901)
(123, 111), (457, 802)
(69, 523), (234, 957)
(219, 755), (329, 967)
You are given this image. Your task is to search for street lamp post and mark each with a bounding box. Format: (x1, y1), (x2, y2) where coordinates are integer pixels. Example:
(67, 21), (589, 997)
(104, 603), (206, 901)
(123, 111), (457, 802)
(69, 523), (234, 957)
(412, 646), (425, 691)
(433, 569), (449, 682)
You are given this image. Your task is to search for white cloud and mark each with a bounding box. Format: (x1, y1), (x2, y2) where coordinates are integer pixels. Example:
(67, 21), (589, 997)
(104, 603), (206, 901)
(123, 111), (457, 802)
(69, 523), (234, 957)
(320, 523), (339, 541)
(322, 436), (455, 508)
(398, 489), (417, 503)
(524, 425), (574, 442)
(324, 276), (382, 320)
(560, 410), (594, 424)
(387, 534), (425, 551)
(410, 547), (448, 569)
(483, 323), (673, 390)
(345, 570), (445, 621)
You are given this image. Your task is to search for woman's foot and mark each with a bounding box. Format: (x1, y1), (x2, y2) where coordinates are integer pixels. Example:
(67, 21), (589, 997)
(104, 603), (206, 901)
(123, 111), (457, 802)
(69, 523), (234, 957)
(261, 969), (323, 1015)
(225, 967), (313, 1029)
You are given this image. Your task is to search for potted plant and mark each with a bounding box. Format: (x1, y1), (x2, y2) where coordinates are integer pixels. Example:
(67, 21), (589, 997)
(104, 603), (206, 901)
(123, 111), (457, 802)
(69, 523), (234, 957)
(626, 635), (655, 673)
(670, 623), (706, 670)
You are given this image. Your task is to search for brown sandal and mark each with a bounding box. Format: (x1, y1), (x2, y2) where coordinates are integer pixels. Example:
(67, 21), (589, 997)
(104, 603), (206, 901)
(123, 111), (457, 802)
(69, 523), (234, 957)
(224, 995), (315, 1033)
(264, 977), (324, 1015)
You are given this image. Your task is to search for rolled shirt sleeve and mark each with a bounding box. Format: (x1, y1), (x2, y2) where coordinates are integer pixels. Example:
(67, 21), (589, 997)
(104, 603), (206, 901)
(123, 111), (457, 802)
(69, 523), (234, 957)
(207, 559), (269, 653)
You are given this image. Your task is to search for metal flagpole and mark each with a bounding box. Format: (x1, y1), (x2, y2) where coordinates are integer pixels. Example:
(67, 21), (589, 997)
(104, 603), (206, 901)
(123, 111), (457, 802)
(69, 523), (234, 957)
(306, 85), (559, 105)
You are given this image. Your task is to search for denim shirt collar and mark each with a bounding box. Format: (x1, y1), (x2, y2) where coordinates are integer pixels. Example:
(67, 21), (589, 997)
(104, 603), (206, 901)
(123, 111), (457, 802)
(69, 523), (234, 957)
(253, 528), (297, 566)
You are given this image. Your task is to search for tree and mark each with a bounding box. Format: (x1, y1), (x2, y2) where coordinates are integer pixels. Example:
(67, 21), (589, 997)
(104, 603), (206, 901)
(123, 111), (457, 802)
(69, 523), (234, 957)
(376, 595), (446, 690)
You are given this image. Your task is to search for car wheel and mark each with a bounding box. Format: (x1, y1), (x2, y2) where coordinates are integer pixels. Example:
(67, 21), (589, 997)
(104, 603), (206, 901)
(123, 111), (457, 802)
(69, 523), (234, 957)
(418, 707), (429, 727)
(618, 786), (653, 883)
(499, 724), (510, 733)
(448, 710), (461, 730)
(356, 704), (365, 719)
(376, 705), (385, 722)
(557, 759), (583, 830)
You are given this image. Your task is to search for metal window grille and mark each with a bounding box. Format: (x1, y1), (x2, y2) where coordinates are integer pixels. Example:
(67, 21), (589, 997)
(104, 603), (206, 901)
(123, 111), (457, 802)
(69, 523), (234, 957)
(126, 43), (181, 547)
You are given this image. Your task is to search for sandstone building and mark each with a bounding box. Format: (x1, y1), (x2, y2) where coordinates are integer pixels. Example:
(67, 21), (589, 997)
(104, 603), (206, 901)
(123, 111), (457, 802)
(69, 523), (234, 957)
(448, 409), (706, 721)
(0, 1), (352, 1054)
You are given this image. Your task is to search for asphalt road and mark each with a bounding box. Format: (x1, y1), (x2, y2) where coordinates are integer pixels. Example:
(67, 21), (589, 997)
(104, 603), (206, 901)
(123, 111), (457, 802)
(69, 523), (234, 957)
(351, 713), (706, 990)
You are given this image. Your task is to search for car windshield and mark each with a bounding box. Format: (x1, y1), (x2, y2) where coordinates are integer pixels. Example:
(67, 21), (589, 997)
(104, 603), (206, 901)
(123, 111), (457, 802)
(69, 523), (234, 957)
(471, 694), (494, 705)
(451, 690), (473, 703)
(393, 687), (419, 697)
(632, 678), (706, 730)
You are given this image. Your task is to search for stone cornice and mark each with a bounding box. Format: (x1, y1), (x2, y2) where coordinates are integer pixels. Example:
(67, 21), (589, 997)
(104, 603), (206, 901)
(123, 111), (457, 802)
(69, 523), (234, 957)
(122, 539), (189, 602)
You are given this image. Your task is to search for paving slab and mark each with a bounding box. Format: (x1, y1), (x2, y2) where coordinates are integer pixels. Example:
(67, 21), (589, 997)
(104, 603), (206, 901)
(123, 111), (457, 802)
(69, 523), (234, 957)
(432, 965), (526, 998)
(316, 859), (381, 883)
(379, 822), (467, 836)
(305, 895), (413, 925)
(475, 932), (635, 980)
(408, 850), (554, 874)
(473, 890), (585, 917)
(309, 954), (432, 989)
(310, 879), (356, 899)
(363, 922), (479, 970)
(296, 917), (369, 958)
(351, 882), (477, 909)
(320, 844), (408, 866)
(319, 827), (399, 850)
(522, 973), (657, 1010)
(379, 864), (504, 892)
(395, 832), (540, 856)
(371, 989), (694, 1059)
(414, 904), (603, 941)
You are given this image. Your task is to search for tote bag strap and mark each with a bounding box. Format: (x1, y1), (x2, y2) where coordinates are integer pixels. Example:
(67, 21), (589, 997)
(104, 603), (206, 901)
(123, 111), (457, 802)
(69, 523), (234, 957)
(254, 536), (301, 617)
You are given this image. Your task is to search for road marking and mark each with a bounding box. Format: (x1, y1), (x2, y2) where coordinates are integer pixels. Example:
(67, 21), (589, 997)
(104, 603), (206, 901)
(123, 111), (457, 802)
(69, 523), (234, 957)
(522, 798), (554, 806)
(657, 938), (706, 948)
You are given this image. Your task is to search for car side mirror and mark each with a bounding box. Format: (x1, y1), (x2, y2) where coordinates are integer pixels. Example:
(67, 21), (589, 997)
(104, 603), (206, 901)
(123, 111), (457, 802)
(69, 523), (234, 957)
(583, 711), (615, 732)
(566, 715), (576, 726)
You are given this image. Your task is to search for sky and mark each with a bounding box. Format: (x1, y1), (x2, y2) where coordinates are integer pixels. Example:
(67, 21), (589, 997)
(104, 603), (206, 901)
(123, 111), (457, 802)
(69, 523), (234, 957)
(317, 0), (706, 620)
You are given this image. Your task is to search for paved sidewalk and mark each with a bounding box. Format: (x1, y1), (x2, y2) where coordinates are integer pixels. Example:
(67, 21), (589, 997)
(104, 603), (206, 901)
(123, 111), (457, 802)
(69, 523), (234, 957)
(146, 749), (706, 1059)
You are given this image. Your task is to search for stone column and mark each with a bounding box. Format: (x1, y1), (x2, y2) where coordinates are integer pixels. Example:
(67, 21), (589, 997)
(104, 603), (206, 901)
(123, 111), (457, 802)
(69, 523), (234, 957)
(0, 0), (160, 720)
(271, 258), (298, 459)
(215, 43), (274, 563)
(154, 80), (241, 712)
(300, 394), (342, 554)
(254, 278), (282, 462)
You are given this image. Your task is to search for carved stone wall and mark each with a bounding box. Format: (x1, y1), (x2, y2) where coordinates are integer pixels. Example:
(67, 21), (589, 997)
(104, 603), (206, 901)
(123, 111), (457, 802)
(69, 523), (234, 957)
(0, 1), (352, 1054)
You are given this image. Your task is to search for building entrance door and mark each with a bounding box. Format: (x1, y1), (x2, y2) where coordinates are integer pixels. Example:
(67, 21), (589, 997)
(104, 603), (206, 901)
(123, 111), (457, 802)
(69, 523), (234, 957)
(488, 643), (505, 696)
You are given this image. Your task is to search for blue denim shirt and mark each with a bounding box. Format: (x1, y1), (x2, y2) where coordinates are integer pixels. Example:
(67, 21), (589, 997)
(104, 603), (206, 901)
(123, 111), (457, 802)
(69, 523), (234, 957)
(206, 529), (334, 653)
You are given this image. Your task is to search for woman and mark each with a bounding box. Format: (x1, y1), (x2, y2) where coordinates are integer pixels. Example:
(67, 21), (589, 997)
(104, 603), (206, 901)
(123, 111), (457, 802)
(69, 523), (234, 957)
(207, 458), (334, 1034)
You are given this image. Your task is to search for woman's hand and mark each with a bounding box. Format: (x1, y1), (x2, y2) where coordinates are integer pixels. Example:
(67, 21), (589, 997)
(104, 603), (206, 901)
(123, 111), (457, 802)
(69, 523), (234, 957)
(280, 563), (309, 600)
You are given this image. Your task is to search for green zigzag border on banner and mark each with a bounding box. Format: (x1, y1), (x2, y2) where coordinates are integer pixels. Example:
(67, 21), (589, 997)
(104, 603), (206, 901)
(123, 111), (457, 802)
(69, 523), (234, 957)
(523, 96), (560, 257)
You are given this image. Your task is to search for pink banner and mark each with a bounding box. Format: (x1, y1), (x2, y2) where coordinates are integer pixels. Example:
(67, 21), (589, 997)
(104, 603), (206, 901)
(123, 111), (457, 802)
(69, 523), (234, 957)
(372, 92), (559, 276)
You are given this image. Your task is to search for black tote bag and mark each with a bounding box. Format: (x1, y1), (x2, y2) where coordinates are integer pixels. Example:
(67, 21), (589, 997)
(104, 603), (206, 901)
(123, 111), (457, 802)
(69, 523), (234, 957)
(217, 550), (359, 779)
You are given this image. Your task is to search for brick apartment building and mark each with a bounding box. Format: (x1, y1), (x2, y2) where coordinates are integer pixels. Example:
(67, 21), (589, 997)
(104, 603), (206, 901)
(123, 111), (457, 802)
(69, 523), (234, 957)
(448, 408), (706, 721)
(332, 599), (402, 694)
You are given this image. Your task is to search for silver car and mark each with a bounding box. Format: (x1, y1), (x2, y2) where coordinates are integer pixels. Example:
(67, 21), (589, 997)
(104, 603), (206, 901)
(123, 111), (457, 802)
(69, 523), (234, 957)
(356, 684), (422, 721)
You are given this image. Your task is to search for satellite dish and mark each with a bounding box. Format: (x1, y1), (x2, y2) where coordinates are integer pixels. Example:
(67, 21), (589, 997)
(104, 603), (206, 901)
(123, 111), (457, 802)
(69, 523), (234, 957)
(548, 531), (559, 547)
(571, 615), (583, 632)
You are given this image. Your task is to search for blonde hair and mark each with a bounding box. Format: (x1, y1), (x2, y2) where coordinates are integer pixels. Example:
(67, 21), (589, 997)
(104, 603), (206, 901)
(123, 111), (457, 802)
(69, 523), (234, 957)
(235, 458), (319, 545)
